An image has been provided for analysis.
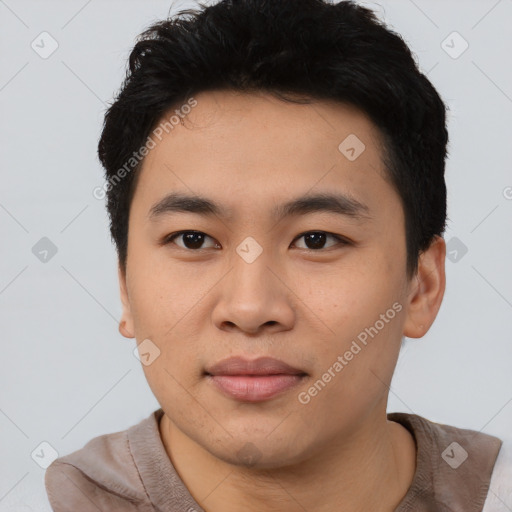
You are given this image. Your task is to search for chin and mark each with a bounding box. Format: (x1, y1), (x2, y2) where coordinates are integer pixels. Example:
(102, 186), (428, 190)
(201, 431), (311, 471)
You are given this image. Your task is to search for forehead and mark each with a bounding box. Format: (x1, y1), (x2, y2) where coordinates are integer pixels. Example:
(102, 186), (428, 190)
(131, 89), (398, 223)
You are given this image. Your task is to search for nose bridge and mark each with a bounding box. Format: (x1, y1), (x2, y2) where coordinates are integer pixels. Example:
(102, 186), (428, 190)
(211, 235), (295, 333)
(229, 235), (274, 299)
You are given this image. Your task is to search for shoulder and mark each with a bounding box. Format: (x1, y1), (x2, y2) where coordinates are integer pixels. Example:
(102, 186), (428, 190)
(389, 411), (504, 462)
(44, 415), (156, 512)
(482, 437), (512, 512)
(389, 412), (506, 511)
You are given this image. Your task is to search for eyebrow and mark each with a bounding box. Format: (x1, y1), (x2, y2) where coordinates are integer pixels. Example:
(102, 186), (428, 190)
(148, 191), (372, 223)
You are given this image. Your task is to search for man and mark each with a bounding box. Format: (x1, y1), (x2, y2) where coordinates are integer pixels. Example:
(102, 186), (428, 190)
(45, 0), (511, 510)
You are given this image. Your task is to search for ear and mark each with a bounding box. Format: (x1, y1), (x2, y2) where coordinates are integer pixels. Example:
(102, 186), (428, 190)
(403, 235), (446, 338)
(118, 263), (135, 339)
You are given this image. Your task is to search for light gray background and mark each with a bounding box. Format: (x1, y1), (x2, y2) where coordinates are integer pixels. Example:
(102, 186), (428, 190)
(1, 0), (511, 510)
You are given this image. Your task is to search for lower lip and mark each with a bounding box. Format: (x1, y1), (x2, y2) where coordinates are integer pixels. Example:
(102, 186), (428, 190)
(207, 374), (306, 402)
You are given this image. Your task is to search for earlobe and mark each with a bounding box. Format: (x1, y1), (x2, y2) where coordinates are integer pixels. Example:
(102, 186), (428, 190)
(118, 264), (135, 339)
(119, 320), (134, 338)
(403, 235), (446, 339)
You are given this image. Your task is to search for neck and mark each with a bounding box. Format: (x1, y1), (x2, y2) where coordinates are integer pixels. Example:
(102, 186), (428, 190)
(159, 410), (416, 512)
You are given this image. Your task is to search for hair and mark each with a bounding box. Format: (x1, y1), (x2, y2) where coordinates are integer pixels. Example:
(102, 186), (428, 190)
(98, 0), (448, 279)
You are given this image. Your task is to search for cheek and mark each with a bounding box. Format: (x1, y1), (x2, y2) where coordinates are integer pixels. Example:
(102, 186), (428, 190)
(127, 260), (209, 374)
(305, 260), (387, 319)
(127, 254), (200, 337)
(306, 255), (406, 364)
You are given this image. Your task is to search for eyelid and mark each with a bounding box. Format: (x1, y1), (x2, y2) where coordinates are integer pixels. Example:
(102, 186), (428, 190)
(292, 230), (351, 245)
(291, 231), (351, 250)
(161, 230), (219, 249)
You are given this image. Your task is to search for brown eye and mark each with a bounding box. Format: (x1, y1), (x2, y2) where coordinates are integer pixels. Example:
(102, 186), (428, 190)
(162, 230), (349, 252)
(164, 231), (220, 250)
(292, 231), (349, 250)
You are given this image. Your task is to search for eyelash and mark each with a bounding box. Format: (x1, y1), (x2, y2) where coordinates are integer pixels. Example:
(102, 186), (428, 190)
(161, 230), (351, 252)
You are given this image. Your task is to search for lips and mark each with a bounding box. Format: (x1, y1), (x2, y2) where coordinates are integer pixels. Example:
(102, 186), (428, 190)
(205, 356), (306, 377)
(204, 356), (307, 402)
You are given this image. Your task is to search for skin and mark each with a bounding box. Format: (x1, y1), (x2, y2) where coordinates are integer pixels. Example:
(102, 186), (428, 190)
(118, 89), (446, 512)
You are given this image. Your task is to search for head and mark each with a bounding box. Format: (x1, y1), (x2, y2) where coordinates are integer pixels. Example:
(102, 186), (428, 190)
(98, 0), (447, 467)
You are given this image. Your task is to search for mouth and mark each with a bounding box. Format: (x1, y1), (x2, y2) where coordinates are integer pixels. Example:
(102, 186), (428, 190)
(204, 356), (308, 402)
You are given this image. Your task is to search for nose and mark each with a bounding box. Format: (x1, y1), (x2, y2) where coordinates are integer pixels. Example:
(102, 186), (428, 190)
(210, 248), (296, 336)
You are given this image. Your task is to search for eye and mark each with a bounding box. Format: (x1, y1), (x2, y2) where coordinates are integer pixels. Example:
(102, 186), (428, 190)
(162, 230), (350, 251)
(292, 231), (350, 251)
(163, 231), (220, 250)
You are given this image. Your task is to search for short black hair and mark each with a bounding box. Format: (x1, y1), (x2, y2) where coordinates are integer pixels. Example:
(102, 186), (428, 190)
(98, 0), (448, 278)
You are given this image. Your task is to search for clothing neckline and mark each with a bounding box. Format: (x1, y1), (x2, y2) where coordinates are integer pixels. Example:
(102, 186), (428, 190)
(127, 408), (502, 512)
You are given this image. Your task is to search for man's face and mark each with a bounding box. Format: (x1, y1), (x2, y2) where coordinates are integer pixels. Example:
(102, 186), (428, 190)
(120, 90), (415, 467)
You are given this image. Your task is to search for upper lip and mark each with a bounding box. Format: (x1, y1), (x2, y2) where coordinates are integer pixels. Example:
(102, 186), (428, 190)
(205, 356), (306, 376)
